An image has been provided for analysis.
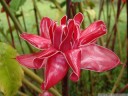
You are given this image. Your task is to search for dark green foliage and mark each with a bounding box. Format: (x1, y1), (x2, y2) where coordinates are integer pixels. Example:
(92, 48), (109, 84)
(10, 0), (26, 12)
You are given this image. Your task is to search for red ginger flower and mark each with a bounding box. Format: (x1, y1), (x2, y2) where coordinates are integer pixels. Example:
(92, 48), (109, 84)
(16, 13), (120, 90)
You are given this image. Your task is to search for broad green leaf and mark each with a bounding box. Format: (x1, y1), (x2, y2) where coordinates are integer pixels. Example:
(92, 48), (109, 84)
(10, 0), (26, 12)
(72, 0), (84, 2)
(0, 42), (24, 96)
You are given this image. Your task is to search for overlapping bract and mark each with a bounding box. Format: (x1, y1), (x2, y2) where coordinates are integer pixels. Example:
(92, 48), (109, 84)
(16, 13), (120, 90)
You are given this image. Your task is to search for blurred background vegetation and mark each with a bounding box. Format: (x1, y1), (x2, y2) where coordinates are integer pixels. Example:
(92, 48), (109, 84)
(0, 0), (127, 96)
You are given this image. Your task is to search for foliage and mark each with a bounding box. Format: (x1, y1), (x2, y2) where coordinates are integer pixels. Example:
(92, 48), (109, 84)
(10, 0), (26, 12)
(72, 0), (84, 2)
(0, 42), (24, 96)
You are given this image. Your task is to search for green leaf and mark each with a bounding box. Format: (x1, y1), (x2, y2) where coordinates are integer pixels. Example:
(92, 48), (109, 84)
(0, 42), (24, 96)
(10, 0), (26, 12)
(85, 9), (96, 19)
(72, 0), (84, 3)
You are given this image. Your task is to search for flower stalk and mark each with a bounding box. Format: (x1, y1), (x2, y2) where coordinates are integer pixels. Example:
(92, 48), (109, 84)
(50, 0), (63, 12)
(61, 1), (72, 96)
(126, 0), (128, 81)
(18, 91), (28, 96)
(111, 0), (121, 51)
(21, 8), (27, 32)
(22, 67), (62, 96)
(78, 2), (85, 29)
(111, 64), (125, 93)
(32, 0), (40, 35)
(23, 78), (42, 94)
(16, 28), (25, 54)
(6, 13), (15, 48)
(118, 84), (128, 93)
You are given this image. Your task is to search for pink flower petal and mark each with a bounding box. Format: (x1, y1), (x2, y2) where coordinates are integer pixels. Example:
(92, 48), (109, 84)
(39, 91), (53, 96)
(20, 33), (51, 49)
(53, 26), (63, 49)
(80, 44), (120, 72)
(90, 39), (97, 44)
(16, 51), (45, 69)
(16, 47), (57, 69)
(73, 24), (80, 41)
(40, 17), (54, 39)
(65, 49), (81, 82)
(49, 23), (56, 44)
(72, 24), (81, 49)
(41, 53), (68, 90)
(33, 47), (57, 68)
(62, 26), (68, 40)
(61, 15), (67, 25)
(73, 12), (84, 25)
(79, 20), (106, 45)
(60, 20), (74, 52)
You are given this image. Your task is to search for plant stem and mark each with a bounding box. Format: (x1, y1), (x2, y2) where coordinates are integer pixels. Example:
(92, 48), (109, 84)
(106, 0), (109, 28)
(62, 74), (68, 96)
(98, 0), (104, 20)
(32, 0), (42, 19)
(98, 0), (105, 46)
(32, 0), (40, 35)
(89, 71), (93, 96)
(117, 29), (122, 58)
(78, 2), (85, 29)
(80, 71), (88, 95)
(50, 0), (63, 12)
(111, 0), (121, 51)
(85, 10), (92, 24)
(126, 0), (128, 82)
(18, 91), (28, 96)
(111, 2), (116, 18)
(22, 67), (62, 96)
(106, 0), (122, 49)
(21, 8), (27, 32)
(6, 13), (15, 48)
(61, 1), (71, 96)
(22, 67), (43, 83)
(111, 64), (125, 93)
(66, 0), (71, 20)
(16, 29), (25, 54)
(118, 84), (128, 93)
(16, 14), (34, 53)
(106, 1), (115, 42)
(0, 27), (11, 44)
(23, 78), (42, 94)
(71, 3), (77, 17)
